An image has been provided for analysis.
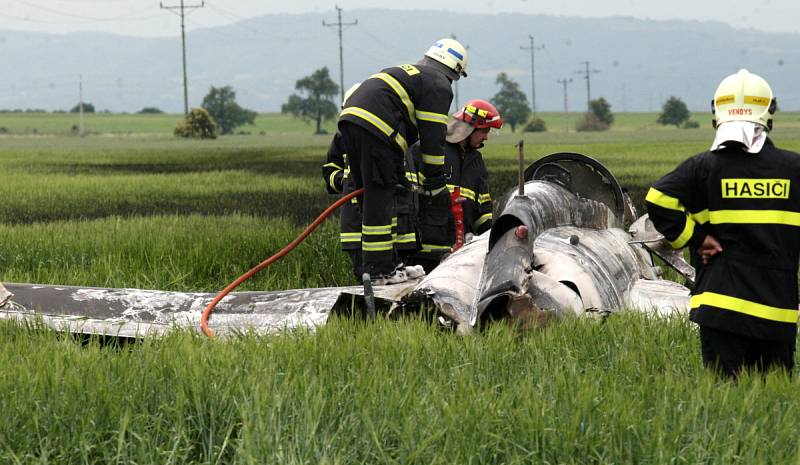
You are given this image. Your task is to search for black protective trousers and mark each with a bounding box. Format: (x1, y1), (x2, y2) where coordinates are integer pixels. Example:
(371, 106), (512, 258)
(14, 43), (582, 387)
(338, 122), (401, 277)
(699, 325), (795, 379)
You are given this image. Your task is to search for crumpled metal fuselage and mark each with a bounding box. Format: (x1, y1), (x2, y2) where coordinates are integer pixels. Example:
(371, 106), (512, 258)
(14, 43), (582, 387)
(0, 154), (692, 337)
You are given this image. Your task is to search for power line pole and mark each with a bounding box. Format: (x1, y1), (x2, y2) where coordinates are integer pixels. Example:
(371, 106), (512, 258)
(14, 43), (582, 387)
(323, 5), (357, 105)
(450, 33), (470, 110)
(78, 74), (84, 136)
(520, 35), (544, 117)
(574, 60), (600, 111)
(160, 0), (204, 116)
(557, 78), (572, 132)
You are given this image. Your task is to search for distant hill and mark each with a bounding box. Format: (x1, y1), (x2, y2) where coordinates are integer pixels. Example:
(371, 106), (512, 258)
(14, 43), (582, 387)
(1, 9), (798, 113)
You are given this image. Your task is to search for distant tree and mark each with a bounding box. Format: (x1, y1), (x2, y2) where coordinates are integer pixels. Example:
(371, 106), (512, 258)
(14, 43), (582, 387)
(201, 85), (257, 135)
(281, 67), (339, 134)
(138, 107), (164, 114)
(589, 97), (614, 126)
(70, 102), (95, 113)
(491, 73), (530, 132)
(657, 96), (690, 128)
(174, 107), (217, 139)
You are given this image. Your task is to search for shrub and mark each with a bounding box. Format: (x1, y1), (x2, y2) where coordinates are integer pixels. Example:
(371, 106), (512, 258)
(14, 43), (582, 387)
(523, 117), (547, 133)
(576, 113), (610, 132)
(174, 108), (217, 139)
(683, 120), (701, 129)
(138, 107), (164, 114)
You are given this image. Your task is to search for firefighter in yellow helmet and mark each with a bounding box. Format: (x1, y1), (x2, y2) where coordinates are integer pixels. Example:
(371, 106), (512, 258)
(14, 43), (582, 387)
(403, 99), (501, 272)
(337, 38), (468, 285)
(646, 69), (800, 378)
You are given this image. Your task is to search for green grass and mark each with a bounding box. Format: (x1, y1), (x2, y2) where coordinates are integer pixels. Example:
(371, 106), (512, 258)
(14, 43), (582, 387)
(2, 113), (800, 463)
(1, 316), (798, 464)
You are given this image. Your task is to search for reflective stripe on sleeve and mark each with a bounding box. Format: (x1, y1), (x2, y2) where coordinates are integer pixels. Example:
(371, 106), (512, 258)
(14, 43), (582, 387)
(691, 292), (798, 323)
(645, 188), (685, 212)
(340, 107), (408, 152)
(420, 244), (452, 253)
(475, 213), (492, 228)
(669, 218), (695, 249)
(416, 110), (448, 125)
(460, 187), (476, 201)
(422, 153), (444, 166)
(370, 72), (416, 127)
(478, 193), (492, 204)
(395, 233), (417, 244)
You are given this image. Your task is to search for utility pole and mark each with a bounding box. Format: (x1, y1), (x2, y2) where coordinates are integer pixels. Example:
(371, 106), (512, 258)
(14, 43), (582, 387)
(450, 33), (470, 110)
(324, 5), (357, 105)
(520, 35), (544, 117)
(574, 60), (600, 111)
(78, 74), (84, 136)
(557, 78), (572, 132)
(161, 0), (204, 116)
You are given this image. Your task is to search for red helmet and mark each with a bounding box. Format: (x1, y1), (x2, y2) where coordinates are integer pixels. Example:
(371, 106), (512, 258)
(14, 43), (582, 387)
(454, 99), (503, 129)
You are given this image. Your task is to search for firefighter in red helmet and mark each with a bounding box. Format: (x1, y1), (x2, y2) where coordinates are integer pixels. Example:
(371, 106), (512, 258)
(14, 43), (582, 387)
(403, 98), (502, 272)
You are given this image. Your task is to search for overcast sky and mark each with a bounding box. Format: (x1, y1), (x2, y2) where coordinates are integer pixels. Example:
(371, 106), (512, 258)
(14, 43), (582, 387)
(0, 0), (797, 37)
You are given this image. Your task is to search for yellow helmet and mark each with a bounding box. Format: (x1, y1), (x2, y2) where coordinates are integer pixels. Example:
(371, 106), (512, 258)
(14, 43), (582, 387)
(712, 69), (776, 130)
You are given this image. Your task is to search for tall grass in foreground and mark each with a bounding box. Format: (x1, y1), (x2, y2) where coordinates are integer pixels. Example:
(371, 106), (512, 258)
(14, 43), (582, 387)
(1, 315), (797, 464)
(0, 215), (353, 291)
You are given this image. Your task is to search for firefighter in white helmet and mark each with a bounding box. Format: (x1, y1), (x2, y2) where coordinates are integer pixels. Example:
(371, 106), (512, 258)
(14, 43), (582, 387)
(646, 69), (800, 378)
(337, 38), (468, 285)
(403, 99), (502, 272)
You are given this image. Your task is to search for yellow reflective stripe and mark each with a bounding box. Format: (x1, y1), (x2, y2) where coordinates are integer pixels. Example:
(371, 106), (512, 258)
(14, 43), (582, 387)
(422, 154), (445, 165)
(691, 292), (798, 323)
(405, 171), (418, 183)
(744, 95), (771, 106)
(363, 240), (394, 252)
(328, 171), (340, 190)
(645, 188), (686, 212)
(370, 72), (416, 127)
(715, 94), (735, 106)
(669, 218), (695, 249)
(460, 187), (476, 201)
(707, 210), (800, 227)
(340, 232), (362, 243)
(323, 162), (343, 170)
(395, 233), (417, 243)
(479, 193), (492, 204)
(691, 209), (709, 224)
(446, 184), (456, 193)
(416, 110), (448, 125)
(340, 107), (408, 152)
(362, 225), (392, 235)
(421, 244), (451, 252)
(475, 213), (492, 227)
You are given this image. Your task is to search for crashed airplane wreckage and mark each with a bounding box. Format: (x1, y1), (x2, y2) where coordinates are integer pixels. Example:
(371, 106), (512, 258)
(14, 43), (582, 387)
(0, 153), (693, 338)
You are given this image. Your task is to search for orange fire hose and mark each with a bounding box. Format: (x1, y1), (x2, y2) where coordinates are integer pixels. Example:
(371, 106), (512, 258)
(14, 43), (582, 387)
(200, 188), (365, 338)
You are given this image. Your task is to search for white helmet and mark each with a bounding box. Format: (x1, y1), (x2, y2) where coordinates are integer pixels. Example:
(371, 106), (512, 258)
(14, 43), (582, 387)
(342, 82), (361, 109)
(424, 38), (468, 80)
(712, 69), (776, 130)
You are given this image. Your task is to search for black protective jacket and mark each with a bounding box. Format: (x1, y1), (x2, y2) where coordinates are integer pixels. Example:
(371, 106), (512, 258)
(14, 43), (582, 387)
(339, 62), (452, 183)
(322, 132), (418, 253)
(646, 139), (800, 341)
(408, 141), (493, 255)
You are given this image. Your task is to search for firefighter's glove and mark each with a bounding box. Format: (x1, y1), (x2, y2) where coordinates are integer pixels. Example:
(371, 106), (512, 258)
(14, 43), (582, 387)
(420, 186), (447, 196)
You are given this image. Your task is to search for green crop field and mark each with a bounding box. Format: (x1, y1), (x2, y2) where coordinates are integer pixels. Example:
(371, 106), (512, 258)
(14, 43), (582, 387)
(2, 113), (800, 463)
